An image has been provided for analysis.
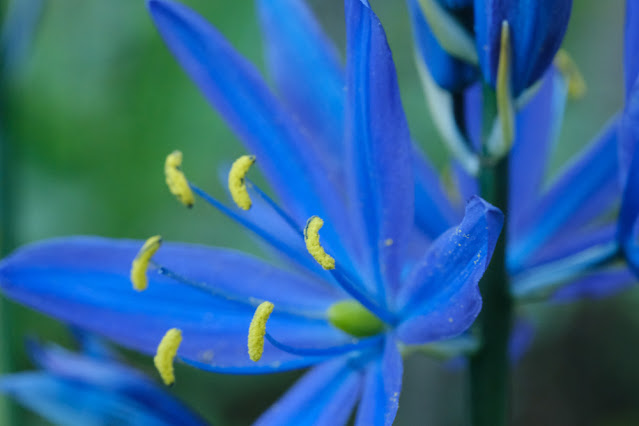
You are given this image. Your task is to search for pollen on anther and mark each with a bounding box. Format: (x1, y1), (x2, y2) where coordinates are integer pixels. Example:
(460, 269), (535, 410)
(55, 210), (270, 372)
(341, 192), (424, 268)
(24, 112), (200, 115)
(554, 49), (587, 99)
(248, 301), (274, 362)
(228, 155), (256, 210)
(304, 216), (335, 270)
(154, 328), (182, 386)
(130, 235), (162, 291)
(165, 150), (195, 207)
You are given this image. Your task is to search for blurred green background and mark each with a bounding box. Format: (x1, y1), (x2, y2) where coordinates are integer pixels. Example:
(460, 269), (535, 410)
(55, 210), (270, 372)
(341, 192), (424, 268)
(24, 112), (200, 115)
(1, 0), (637, 424)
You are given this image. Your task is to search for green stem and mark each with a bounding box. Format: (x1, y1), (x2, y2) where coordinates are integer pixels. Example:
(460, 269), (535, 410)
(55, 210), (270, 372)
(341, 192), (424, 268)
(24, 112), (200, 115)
(469, 155), (512, 425)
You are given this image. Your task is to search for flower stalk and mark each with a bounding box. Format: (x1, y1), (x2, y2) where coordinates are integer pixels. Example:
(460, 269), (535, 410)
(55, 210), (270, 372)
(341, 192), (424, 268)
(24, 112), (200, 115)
(469, 83), (512, 425)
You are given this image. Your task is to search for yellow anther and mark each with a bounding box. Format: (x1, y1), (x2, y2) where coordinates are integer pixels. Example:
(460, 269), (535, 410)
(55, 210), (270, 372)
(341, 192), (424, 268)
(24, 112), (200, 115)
(165, 150), (195, 208)
(248, 301), (274, 362)
(496, 20), (514, 148)
(154, 328), (182, 386)
(130, 235), (162, 292)
(304, 216), (335, 270)
(228, 155), (256, 210)
(554, 49), (587, 100)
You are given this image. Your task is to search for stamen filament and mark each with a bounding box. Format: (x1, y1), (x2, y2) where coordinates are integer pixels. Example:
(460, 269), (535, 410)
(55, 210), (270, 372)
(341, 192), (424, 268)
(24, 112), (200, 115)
(189, 183), (319, 273)
(150, 261), (326, 319)
(246, 180), (302, 236)
(328, 267), (398, 325)
(265, 333), (383, 357)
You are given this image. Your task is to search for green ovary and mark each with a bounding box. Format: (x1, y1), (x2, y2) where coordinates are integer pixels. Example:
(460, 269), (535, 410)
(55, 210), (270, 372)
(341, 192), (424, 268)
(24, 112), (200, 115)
(327, 300), (385, 338)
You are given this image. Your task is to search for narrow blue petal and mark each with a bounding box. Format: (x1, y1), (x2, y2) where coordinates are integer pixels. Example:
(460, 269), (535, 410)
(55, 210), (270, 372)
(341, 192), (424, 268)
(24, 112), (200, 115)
(407, 0), (478, 92)
(508, 319), (534, 363)
(254, 356), (362, 426)
(509, 118), (621, 272)
(519, 224), (616, 272)
(25, 341), (206, 426)
(0, 0), (44, 76)
(355, 337), (403, 426)
(625, 0), (639, 99)
(413, 146), (460, 239)
(147, 0), (354, 267)
(551, 266), (637, 302)
(344, 0), (415, 300)
(0, 374), (174, 426)
(463, 83), (483, 151)
(257, 0), (344, 157)
(0, 237), (354, 373)
(474, 0), (573, 96)
(396, 197), (504, 344)
(437, 0), (473, 8)
(619, 136), (639, 276)
(619, 76), (639, 186)
(509, 67), (567, 225)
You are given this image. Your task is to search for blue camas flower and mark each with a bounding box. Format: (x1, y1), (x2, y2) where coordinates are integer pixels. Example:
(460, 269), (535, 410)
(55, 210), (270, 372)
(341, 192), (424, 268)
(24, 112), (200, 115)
(0, 337), (205, 426)
(474, 0), (573, 97)
(0, 0), (504, 424)
(408, 0), (572, 97)
(414, 1), (638, 302)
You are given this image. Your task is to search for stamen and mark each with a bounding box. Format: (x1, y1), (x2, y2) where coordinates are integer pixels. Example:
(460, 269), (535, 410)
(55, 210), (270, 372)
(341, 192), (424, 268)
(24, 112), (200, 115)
(228, 155), (255, 210)
(248, 301), (274, 362)
(304, 216), (335, 270)
(154, 328), (182, 386)
(190, 184), (317, 272)
(130, 235), (162, 292)
(165, 150), (195, 207)
(265, 333), (383, 357)
(496, 20), (514, 147)
(554, 49), (587, 100)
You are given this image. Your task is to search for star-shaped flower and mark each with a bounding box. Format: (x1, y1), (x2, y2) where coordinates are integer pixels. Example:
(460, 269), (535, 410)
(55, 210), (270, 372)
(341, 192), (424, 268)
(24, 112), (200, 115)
(0, 0), (504, 424)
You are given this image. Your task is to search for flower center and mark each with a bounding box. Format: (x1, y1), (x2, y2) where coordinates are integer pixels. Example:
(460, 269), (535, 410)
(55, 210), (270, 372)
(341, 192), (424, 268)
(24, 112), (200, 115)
(327, 300), (385, 338)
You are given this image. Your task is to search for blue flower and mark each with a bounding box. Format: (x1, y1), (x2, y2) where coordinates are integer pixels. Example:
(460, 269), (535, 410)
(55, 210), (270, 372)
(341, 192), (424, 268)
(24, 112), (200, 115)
(619, 0), (639, 278)
(474, 0), (573, 97)
(0, 0), (504, 424)
(408, 0), (573, 97)
(413, 1), (637, 302)
(0, 337), (206, 426)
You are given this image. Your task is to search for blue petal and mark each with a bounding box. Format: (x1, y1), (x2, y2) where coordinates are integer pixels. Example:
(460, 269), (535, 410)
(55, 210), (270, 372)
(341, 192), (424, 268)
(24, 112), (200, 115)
(474, 0), (573, 96)
(619, 76), (639, 187)
(551, 266), (637, 302)
(0, 0), (44, 77)
(508, 319), (534, 363)
(254, 356), (363, 426)
(0, 237), (354, 373)
(355, 337), (403, 426)
(407, 0), (478, 92)
(413, 146), (460, 239)
(437, 0), (473, 8)
(625, 0), (639, 99)
(509, 118), (621, 273)
(396, 196), (504, 344)
(25, 341), (206, 426)
(257, 0), (344, 158)
(619, 134), (639, 276)
(147, 0), (354, 267)
(519, 224), (616, 271)
(509, 67), (567, 226)
(344, 0), (415, 300)
(0, 373), (175, 426)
